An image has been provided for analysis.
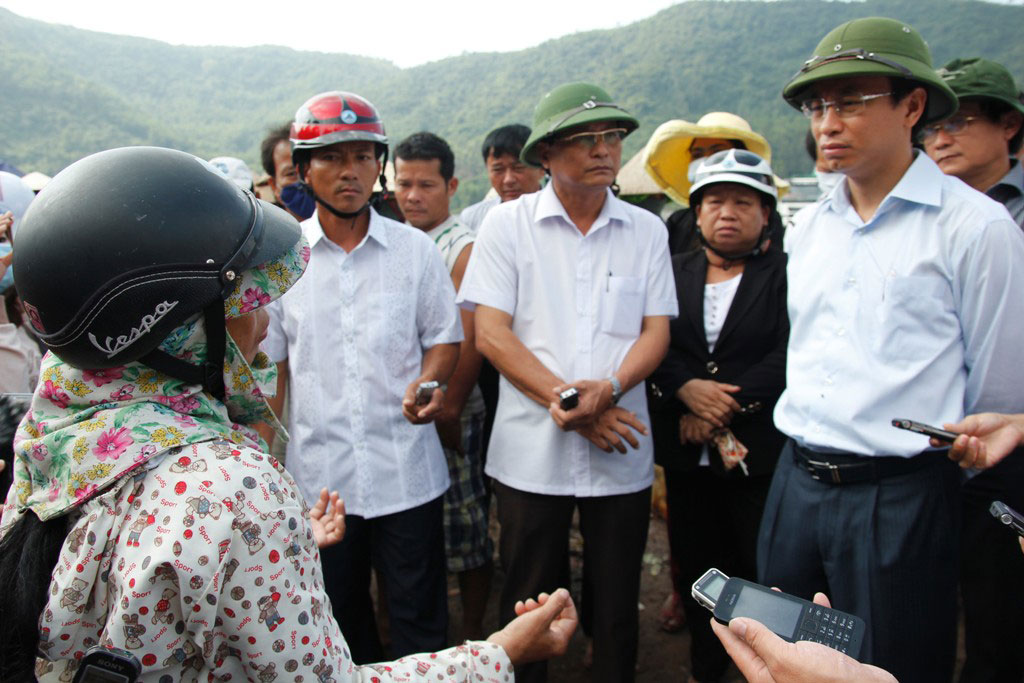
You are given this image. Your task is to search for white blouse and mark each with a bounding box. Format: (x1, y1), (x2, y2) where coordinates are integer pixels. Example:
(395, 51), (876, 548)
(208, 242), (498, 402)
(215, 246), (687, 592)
(699, 273), (742, 466)
(703, 274), (743, 353)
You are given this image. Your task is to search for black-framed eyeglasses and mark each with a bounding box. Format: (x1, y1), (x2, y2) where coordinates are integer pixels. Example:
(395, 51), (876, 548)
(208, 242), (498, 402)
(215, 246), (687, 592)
(917, 115), (983, 143)
(796, 48), (913, 79)
(556, 128), (628, 150)
(800, 92), (893, 120)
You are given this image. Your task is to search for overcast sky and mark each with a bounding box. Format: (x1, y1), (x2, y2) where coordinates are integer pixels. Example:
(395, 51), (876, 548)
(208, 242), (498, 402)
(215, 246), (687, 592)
(1, 0), (684, 67)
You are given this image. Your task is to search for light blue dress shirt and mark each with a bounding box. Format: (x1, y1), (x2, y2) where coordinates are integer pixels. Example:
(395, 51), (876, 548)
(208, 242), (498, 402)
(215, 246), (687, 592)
(775, 152), (1024, 457)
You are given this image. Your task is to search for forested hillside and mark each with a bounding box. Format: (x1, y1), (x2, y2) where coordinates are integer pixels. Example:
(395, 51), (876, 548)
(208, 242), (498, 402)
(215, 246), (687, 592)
(2, 0), (1021, 208)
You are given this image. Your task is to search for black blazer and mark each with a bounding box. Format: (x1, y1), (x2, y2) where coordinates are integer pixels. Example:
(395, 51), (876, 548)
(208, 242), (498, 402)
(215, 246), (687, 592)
(648, 248), (789, 477)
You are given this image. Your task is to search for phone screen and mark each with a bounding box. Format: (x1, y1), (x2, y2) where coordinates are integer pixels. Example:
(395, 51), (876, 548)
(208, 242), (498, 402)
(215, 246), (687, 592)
(733, 585), (804, 636)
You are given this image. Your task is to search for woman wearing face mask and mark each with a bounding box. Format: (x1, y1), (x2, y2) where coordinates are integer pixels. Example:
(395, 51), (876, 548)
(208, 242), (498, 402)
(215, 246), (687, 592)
(644, 112), (788, 256)
(0, 146), (576, 682)
(646, 150), (790, 683)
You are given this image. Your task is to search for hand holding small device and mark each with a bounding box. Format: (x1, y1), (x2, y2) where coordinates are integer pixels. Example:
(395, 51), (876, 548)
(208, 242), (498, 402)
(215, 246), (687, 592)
(416, 380), (439, 406)
(891, 418), (957, 443)
(710, 593), (897, 683)
(550, 379), (617, 431)
(692, 568), (867, 660)
(942, 412), (1024, 469)
(402, 379), (442, 424)
(558, 388), (579, 411)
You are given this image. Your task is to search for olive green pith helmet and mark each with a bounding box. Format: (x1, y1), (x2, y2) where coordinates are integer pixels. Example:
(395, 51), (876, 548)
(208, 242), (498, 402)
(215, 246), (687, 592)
(938, 57), (1024, 115)
(520, 82), (640, 167)
(783, 16), (958, 124)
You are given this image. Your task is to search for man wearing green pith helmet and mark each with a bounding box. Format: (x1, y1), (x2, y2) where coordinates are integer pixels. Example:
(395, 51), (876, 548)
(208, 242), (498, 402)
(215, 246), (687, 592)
(457, 82), (677, 682)
(757, 17), (1024, 683)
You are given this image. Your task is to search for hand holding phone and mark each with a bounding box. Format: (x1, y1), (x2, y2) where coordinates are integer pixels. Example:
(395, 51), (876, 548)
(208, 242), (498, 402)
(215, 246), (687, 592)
(559, 387), (580, 411)
(416, 380), (439, 406)
(891, 418), (957, 443)
(692, 568), (866, 660)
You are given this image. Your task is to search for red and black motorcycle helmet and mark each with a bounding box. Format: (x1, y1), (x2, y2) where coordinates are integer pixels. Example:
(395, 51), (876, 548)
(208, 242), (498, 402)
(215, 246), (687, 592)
(288, 91), (391, 218)
(290, 91), (388, 154)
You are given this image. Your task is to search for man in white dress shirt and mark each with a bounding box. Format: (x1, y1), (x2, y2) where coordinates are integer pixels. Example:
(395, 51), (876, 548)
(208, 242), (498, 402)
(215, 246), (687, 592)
(263, 91), (461, 663)
(759, 18), (1024, 683)
(457, 82), (677, 683)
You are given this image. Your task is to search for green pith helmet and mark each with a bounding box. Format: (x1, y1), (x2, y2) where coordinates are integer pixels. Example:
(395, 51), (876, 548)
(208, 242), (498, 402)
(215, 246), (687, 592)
(520, 82), (639, 167)
(938, 57), (1024, 115)
(783, 16), (958, 124)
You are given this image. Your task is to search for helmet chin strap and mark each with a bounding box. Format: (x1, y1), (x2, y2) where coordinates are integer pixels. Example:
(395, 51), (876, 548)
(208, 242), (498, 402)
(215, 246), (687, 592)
(312, 189), (370, 221)
(140, 300), (226, 400)
(698, 225), (769, 265)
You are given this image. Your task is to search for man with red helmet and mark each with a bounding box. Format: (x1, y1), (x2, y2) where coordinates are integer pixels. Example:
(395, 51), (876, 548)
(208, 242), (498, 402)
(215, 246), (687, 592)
(263, 91), (461, 662)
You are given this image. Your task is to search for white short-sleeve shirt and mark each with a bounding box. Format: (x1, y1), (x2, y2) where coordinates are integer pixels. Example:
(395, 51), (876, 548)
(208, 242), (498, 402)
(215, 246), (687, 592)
(456, 183), (678, 497)
(264, 209), (462, 518)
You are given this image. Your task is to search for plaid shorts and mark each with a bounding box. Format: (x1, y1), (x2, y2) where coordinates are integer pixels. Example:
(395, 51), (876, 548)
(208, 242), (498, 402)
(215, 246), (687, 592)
(442, 409), (493, 573)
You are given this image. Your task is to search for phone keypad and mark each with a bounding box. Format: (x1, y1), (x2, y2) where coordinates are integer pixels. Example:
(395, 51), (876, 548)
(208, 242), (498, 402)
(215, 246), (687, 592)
(796, 605), (855, 655)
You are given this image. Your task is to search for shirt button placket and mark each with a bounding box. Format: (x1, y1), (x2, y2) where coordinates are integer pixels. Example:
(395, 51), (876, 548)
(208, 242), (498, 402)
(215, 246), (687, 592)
(340, 258), (370, 511)
(573, 239), (592, 493)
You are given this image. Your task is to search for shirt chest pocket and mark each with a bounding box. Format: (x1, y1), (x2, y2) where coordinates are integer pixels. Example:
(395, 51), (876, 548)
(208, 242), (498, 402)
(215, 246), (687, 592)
(875, 276), (957, 362)
(370, 291), (416, 372)
(600, 276), (645, 338)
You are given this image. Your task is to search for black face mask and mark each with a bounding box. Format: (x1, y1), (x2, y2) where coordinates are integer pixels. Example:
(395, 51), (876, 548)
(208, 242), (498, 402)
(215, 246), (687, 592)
(279, 182), (316, 220)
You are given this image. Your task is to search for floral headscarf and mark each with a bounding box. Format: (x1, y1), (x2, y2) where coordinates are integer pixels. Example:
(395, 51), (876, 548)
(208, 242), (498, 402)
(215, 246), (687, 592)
(1, 235), (310, 525)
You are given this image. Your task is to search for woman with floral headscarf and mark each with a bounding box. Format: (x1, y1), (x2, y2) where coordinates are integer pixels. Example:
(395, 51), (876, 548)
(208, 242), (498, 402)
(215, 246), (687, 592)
(0, 147), (575, 682)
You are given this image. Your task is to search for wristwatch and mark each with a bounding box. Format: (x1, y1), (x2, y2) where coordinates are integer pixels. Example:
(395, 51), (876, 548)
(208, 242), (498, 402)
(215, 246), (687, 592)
(607, 376), (623, 405)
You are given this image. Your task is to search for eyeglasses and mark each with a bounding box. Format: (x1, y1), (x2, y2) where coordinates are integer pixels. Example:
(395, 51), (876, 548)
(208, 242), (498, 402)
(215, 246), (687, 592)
(556, 128), (627, 149)
(917, 116), (983, 143)
(800, 92), (893, 120)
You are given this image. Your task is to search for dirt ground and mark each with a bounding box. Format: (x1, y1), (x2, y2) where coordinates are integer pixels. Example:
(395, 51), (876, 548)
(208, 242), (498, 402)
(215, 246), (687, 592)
(442, 502), (745, 682)
(441, 499), (967, 682)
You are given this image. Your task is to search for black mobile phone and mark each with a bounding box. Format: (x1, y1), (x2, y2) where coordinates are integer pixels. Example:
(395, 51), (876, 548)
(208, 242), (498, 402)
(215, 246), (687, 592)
(559, 387), (580, 411)
(692, 569), (867, 660)
(72, 645), (141, 683)
(415, 381), (439, 405)
(891, 418), (958, 443)
(990, 500), (1024, 538)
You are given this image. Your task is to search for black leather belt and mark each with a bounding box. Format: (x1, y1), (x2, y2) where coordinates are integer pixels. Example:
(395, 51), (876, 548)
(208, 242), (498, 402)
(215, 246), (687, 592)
(792, 441), (940, 485)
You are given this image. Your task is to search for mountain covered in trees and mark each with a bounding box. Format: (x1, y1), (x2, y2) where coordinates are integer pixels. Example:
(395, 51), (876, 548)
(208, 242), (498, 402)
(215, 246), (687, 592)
(2, 0), (1022, 208)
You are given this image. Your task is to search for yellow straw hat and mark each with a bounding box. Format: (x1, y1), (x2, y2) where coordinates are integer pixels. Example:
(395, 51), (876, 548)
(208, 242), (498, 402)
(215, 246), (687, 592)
(643, 112), (775, 206)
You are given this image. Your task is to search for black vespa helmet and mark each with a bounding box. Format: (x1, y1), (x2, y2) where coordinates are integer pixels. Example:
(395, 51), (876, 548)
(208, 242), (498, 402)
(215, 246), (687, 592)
(12, 146), (301, 399)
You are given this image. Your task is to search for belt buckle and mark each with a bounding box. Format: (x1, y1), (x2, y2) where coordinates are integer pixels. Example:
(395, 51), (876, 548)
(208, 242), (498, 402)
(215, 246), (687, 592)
(806, 458), (842, 484)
